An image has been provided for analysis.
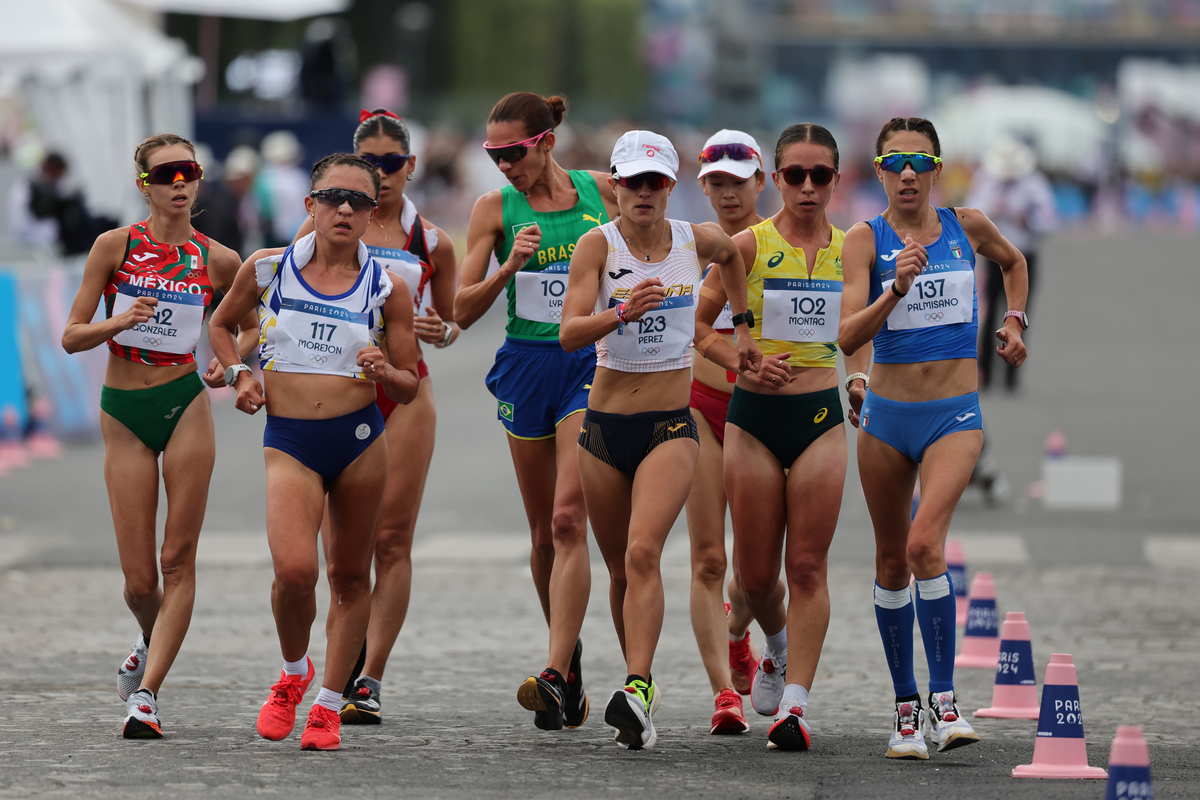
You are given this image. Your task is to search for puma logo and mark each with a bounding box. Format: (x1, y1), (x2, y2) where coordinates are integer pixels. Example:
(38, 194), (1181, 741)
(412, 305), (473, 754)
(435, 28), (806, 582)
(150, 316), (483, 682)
(608, 268), (633, 280)
(667, 422), (687, 433)
(164, 406), (182, 420)
(582, 213), (603, 226)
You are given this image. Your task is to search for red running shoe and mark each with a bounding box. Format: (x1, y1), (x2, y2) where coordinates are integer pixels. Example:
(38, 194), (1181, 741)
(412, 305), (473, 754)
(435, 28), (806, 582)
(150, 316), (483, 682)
(710, 688), (750, 735)
(300, 704), (342, 751)
(728, 629), (759, 696)
(256, 657), (315, 741)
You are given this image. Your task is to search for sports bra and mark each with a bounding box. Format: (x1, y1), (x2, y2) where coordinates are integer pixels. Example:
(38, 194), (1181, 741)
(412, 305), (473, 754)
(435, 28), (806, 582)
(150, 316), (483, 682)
(256, 232), (392, 379)
(867, 208), (978, 364)
(594, 219), (700, 374)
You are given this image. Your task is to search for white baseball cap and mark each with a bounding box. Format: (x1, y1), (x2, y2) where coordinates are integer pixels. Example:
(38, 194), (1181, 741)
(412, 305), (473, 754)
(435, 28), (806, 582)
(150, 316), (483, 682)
(610, 130), (679, 181)
(697, 129), (763, 180)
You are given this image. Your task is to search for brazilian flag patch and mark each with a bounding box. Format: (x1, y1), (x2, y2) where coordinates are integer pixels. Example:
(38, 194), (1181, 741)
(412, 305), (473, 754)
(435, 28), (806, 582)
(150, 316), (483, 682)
(498, 400), (514, 422)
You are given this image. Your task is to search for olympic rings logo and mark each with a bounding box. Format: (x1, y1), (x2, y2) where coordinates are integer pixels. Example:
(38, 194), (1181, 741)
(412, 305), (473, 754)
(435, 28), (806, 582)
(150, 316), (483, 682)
(797, 329), (816, 339)
(309, 354), (329, 364)
(641, 346), (661, 356)
(142, 337), (163, 346)
(925, 312), (945, 322)
(549, 309), (562, 321)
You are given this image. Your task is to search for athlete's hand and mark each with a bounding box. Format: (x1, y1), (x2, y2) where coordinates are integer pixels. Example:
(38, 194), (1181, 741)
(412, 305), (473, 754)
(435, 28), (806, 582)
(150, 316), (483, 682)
(893, 234), (927, 296)
(744, 353), (790, 390)
(995, 323), (1027, 367)
(357, 346), (390, 383)
(414, 306), (448, 344)
(234, 373), (265, 415)
(735, 330), (764, 379)
(847, 381), (867, 428)
(116, 296), (158, 331)
(501, 224), (541, 275)
(622, 278), (666, 322)
(201, 357), (226, 388)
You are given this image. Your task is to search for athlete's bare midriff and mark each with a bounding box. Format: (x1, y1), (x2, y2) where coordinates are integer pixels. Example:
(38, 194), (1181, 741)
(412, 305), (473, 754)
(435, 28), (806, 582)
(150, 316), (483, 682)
(104, 353), (198, 391)
(263, 371), (378, 419)
(869, 358), (977, 403)
(588, 367), (691, 415)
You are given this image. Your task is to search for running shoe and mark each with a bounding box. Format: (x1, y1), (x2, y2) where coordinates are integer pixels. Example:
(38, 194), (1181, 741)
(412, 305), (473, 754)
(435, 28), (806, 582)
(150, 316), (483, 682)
(750, 648), (786, 716)
(256, 658), (315, 741)
(340, 642), (367, 700)
(710, 688), (750, 735)
(340, 677), (381, 725)
(563, 638), (589, 728)
(300, 704), (341, 751)
(117, 633), (149, 701)
(767, 703), (811, 751)
(604, 679), (658, 750)
(728, 631), (759, 696)
(927, 690), (980, 752)
(886, 698), (929, 760)
(122, 689), (163, 739)
(516, 670), (565, 731)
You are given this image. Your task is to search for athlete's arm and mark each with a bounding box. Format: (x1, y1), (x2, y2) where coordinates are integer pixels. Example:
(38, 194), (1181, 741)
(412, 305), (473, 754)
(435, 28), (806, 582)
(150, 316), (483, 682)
(958, 207), (1028, 367)
(844, 342), (873, 428)
(360, 269), (421, 404)
(838, 222), (925, 356)
(210, 248), (281, 414)
(559, 228), (664, 353)
(203, 242), (262, 386)
(61, 228), (151, 354)
(454, 192), (537, 329)
(416, 223), (461, 346)
(693, 222), (762, 375)
(586, 170), (620, 221)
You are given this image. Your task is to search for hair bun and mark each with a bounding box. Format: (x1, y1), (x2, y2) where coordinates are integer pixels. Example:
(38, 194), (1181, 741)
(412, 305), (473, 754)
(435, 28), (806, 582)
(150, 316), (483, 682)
(544, 95), (568, 126)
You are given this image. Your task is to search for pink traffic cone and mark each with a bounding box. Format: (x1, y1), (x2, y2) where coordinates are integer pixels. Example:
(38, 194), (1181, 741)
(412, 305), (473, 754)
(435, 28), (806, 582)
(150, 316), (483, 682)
(974, 612), (1039, 719)
(1013, 653), (1107, 779)
(945, 538), (968, 625)
(956, 572), (999, 668)
(1104, 725), (1153, 799)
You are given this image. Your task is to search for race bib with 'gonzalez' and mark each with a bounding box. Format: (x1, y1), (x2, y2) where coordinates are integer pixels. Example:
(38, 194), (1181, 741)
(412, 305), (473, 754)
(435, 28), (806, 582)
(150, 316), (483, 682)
(514, 262), (569, 324)
(605, 294), (695, 363)
(109, 282), (206, 356)
(761, 278), (842, 344)
(883, 260), (974, 332)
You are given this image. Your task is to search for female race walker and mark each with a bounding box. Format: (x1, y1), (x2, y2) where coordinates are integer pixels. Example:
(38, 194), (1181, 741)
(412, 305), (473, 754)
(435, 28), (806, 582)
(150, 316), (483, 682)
(696, 123), (867, 750)
(839, 117), (1028, 760)
(61, 134), (257, 738)
(293, 110), (459, 724)
(560, 130), (758, 750)
(685, 129), (782, 735)
(210, 153), (421, 750)
(454, 93), (617, 731)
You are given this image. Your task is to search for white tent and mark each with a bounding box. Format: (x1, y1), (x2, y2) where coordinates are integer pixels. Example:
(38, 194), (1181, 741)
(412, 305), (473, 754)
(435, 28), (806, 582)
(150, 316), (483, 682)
(0, 0), (203, 223)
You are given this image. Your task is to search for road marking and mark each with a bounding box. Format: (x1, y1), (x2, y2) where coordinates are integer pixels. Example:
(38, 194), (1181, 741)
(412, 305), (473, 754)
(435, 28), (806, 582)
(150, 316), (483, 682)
(955, 533), (1029, 563)
(1144, 536), (1200, 570)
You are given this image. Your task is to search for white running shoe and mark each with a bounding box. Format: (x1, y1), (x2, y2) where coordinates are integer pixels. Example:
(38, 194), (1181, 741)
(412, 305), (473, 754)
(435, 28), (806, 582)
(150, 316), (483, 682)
(886, 699), (928, 759)
(750, 649), (786, 716)
(122, 689), (162, 739)
(927, 691), (980, 752)
(604, 680), (658, 750)
(117, 634), (149, 701)
(767, 703), (811, 750)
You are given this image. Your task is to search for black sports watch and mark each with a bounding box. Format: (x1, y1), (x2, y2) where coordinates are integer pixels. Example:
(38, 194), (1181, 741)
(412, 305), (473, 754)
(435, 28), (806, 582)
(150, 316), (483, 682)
(730, 310), (755, 328)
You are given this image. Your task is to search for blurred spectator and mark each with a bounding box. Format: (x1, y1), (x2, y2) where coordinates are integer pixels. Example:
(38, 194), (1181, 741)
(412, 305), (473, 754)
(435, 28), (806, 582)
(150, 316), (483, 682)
(193, 145), (261, 258)
(12, 152), (115, 255)
(256, 131), (309, 247)
(967, 137), (1056, 392)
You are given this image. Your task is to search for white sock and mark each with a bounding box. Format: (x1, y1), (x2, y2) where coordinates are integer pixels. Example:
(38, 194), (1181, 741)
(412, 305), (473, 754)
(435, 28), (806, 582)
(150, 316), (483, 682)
(314, 687), (341, 712)
(781, 683), (809, 709)
(764, 628), (787, 656)
(283, 655), (309, 676)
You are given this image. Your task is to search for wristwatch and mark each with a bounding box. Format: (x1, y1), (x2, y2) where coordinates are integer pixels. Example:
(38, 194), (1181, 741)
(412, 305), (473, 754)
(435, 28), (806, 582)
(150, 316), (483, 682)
(224, 363), (251, 386)
(1004, 310), (1029, 330)
(730, 310), (755, 328)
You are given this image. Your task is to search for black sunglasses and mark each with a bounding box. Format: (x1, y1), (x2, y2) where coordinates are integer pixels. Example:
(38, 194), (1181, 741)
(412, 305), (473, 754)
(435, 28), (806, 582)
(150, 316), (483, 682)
(140, 160), (203, 185)
(615, 173), (672, 192)
(310, 188), (378, 212)
(358, 152), (413, 175)
(482, 129), (552, 166)
(778, 165), (837, 187)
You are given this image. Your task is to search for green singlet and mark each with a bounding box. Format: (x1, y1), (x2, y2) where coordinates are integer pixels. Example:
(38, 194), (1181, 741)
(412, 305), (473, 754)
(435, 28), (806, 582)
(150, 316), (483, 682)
(498, 169), (609, 341)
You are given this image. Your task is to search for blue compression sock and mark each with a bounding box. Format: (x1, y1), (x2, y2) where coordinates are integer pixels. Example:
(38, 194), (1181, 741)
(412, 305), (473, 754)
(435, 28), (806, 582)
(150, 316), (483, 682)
(914, 572), (956, 694)
(874, 583), (918, 698)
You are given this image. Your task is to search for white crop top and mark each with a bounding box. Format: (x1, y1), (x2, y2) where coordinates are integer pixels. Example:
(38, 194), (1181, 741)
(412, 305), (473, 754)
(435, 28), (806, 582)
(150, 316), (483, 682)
(594, 218), (701, 373)
(256, 232), (393, 379)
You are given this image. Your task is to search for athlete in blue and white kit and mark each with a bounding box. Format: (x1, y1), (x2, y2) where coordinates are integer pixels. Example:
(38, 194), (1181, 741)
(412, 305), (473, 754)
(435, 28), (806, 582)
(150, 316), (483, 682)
(839, 117), (1028, 760)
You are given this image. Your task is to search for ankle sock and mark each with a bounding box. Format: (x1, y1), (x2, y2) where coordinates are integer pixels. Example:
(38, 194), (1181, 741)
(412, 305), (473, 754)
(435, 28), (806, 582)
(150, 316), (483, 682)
(914, 572), (956, 694)
(314, 687), (341, 713)
(141, 631), (151, 648)
(780, 683), (809, 710)
(283, 655), (309, 677)
(763, 628), (787, 655)
(874, 582), (918, 698)
(356, 675), (382, 695)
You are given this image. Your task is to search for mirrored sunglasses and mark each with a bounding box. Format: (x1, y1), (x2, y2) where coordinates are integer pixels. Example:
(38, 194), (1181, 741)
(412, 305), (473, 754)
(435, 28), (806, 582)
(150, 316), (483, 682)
(359, 152), (414, 175)
(140, 160), (203, 185)
(615, 173), (672, 191)
(874, 152), (942, 173)
(310, 188), (378, 212)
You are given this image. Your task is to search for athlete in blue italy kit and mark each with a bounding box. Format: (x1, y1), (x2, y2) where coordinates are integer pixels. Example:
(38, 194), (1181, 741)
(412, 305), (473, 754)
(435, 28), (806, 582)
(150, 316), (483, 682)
(839, 117), (1028, 761)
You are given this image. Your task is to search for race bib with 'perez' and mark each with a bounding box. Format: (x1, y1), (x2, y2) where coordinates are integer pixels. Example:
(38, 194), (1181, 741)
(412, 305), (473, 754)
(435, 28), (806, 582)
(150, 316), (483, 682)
(276, 297), (371, 376)
(761, 278), (842, 343)
(605, 294), (695, 363)
(514, 262), (569, 324)
(883, 260), (974, 332)
(110, 282), (206, 355)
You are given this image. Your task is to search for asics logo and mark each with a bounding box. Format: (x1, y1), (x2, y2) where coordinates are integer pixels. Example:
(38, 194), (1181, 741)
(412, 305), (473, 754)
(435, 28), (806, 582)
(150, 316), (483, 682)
(582, 213), (604, 226)
(667, 422), (687, 432)
(309, 354), (329, 364)
(609, 268), (633, 280)
(880, 249), (904, 262)
(813, 408), (828, 423)
(767, 251), (785, 269)
(164, 406), (182, 420)
(955, 412), (976, 422)
(925, 312), (945, 321)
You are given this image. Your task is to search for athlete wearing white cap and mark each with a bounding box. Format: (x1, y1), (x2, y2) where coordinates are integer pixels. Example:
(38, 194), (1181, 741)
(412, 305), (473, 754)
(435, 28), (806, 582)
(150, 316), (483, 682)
(560, 130), (762, 749)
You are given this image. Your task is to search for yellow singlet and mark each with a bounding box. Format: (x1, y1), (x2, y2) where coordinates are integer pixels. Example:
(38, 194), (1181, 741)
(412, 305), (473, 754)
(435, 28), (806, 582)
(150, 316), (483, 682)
(747, 218), (845, 369)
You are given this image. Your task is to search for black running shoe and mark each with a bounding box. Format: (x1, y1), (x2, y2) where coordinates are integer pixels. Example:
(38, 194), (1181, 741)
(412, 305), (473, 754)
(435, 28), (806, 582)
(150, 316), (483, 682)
(563, 638), (588, 728)
(517, 671), (565, 731)
(340, 677), (381, 725)
(341, 642), (368, 700)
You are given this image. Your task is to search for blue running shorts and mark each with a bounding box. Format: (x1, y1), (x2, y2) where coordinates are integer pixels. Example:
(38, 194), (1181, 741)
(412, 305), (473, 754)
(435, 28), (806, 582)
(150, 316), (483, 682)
(859, 390), (983, 463)
(485, 337), (596, 440)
